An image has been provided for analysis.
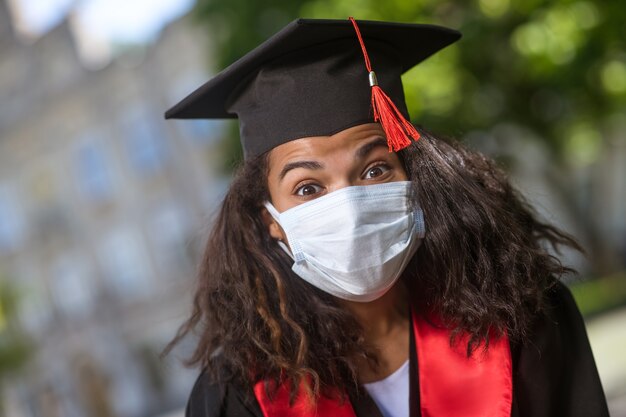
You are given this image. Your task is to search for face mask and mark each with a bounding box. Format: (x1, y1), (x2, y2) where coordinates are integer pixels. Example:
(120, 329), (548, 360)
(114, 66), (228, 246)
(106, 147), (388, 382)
(264, 181), (425, 302)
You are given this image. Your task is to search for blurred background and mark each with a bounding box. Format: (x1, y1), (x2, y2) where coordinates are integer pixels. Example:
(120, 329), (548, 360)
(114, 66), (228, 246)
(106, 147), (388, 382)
(0, 0), (624, 416)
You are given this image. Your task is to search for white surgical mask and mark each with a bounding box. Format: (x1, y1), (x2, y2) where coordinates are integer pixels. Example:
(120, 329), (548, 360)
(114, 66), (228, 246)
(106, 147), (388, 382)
(264, 181), (424, 302)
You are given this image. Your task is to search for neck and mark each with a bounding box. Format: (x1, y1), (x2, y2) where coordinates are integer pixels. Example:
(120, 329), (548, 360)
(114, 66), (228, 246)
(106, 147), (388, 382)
(342, 282), (410, 382)
(341, 282), (408, 342)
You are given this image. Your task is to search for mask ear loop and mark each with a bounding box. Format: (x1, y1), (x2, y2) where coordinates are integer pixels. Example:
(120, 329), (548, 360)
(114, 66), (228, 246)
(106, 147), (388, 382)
(413, 208), (426, 239)
(264, 201), (296, 260)
(277, 241), (295, 261)
(263, 201), (281, 220)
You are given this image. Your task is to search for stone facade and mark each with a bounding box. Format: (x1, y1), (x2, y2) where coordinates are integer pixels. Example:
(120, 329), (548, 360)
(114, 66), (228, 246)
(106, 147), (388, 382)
(0, 4), (224, 417)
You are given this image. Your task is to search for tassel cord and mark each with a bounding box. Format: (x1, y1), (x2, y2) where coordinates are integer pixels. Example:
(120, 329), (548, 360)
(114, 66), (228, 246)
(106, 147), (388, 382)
(348, 17), (421, 152)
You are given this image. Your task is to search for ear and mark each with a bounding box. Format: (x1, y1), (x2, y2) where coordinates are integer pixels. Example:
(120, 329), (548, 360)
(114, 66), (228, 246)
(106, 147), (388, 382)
(261, 207), (286, 242)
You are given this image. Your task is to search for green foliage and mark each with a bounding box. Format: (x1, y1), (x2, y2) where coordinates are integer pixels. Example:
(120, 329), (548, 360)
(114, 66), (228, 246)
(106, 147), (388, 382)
(191, 0), (626, 275)
(192, 0), (625, 166)
(302, 0), (626, 163)
(570, 272), (626, 317)
(193, 0), (304, 69)
(0, 281), (32, 378)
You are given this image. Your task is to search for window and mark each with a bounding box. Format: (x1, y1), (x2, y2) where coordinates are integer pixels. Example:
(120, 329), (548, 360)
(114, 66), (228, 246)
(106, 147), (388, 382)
(74, 131), (115, 202)
(50, 252), (94, 318)
(0, 182), (26, 254)
(98, 226), (152, 300)
(121, 106), (168, 176)
(147, 202), (192, 275)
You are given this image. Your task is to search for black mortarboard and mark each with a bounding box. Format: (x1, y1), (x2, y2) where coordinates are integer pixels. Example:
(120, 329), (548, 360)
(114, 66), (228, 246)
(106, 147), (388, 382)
(165, 18), (461, 158)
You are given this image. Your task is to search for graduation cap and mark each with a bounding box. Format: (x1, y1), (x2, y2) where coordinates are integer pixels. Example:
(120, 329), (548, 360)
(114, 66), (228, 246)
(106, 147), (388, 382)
(165, 18), (461, 158)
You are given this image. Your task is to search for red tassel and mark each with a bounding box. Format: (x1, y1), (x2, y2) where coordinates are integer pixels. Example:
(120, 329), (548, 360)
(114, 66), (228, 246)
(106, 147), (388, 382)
(349, 17), (420, 152)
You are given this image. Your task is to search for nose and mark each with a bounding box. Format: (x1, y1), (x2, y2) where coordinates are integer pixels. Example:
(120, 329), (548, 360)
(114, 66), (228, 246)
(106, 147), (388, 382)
(328, 177), (358, 194)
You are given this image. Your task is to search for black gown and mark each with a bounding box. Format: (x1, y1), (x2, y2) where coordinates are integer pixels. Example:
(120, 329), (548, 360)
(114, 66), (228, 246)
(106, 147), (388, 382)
(185, 282), (610, 417)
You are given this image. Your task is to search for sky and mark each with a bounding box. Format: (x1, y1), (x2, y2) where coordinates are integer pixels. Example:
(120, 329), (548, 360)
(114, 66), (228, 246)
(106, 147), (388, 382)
(10, 0), (195, 43)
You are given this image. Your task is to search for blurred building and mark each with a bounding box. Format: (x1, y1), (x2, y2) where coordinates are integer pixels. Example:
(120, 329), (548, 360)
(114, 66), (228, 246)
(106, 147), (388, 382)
(0, 2), (226, 416)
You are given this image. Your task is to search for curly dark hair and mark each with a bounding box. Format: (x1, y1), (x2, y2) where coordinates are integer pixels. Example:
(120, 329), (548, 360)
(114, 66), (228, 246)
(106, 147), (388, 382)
(164, 128), (581, 399)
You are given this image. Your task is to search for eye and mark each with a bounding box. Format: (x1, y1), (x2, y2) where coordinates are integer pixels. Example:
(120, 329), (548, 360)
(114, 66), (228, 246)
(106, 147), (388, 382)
(364, 163), (391, 179)
(295, 183), (322, 196)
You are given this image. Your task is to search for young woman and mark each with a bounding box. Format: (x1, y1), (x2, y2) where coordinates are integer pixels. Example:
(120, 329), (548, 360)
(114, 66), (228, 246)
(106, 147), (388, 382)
(164, 18), (609, 417)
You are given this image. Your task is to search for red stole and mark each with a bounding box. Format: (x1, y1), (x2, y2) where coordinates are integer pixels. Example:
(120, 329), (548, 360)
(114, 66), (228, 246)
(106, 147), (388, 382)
(253, 310), (513, 417)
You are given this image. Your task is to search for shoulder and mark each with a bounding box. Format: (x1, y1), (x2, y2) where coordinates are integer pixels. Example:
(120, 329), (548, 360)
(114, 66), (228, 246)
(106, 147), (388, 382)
(185, 369), (263, 417)
(511, 280), (609, 416)
(185, 369), (225, 417)
(520, 280), (591, 360)
(539, 280), (590, 346)
(544, 279), (579, 314)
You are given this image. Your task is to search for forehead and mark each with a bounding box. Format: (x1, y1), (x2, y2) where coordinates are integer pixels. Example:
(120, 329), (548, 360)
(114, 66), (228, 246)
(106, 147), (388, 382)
(267, 123), (386, 167)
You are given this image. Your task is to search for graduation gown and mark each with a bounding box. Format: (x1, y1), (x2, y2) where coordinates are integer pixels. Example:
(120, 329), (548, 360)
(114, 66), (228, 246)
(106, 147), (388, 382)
(185, 282), (609, 417)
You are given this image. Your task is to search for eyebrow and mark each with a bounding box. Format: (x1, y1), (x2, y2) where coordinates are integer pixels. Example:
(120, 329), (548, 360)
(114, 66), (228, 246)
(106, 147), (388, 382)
(278, 160), (324, 181)
(356, 137), (389, 159)
(277, 137), (388, 182)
